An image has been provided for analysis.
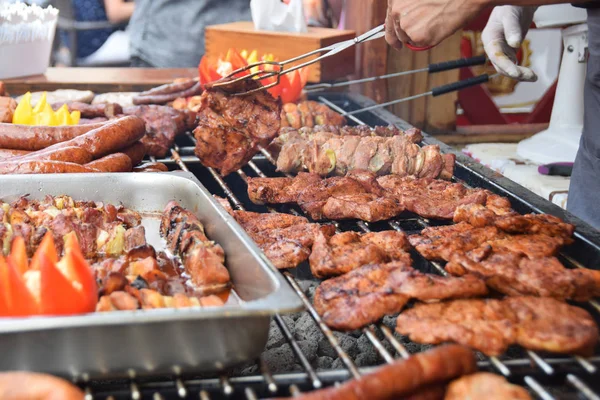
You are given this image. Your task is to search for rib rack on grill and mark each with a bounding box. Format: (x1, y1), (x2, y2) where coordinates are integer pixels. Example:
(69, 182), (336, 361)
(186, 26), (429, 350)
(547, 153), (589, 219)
(314, 262), (488, 331)
(309, 230), (411, 278)
(396, 296), (599, 356)
(193, 79), (281, 176)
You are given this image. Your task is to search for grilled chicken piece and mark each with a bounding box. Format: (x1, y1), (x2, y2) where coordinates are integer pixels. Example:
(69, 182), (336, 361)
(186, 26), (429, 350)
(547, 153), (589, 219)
(122, 105), (196, 158)
(273, 345), (477, 400)
(281, 101), (346, 129)
(309, 230), (411, 278)
(409, 222), (505, 261)
(193, 79), (281, 176)
(314, 262), (488, 331)
(377, 175), (503, 220)
(396, 296), (598, 356)
(489, 234), (567, 258)
(161, 201), (230, 292)
(247, 172), (321, 204)
(454, 203), (575, 242)
(445, 373), (532, 400)
(446, 245), (600, 301)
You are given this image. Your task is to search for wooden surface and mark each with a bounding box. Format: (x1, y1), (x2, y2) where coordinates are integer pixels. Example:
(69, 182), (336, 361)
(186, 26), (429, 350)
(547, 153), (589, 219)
(205, 21), (355, 83)
(2, 68), (197, 94)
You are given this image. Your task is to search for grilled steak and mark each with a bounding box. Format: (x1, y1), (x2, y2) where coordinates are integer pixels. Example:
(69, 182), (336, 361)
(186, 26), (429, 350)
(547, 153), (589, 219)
(122, 105), (196, 158)
(193, 79), (281, 176)
(446, 245), (600, 301)
(396, 296), (598, 356)
(273, 344), (477, 400)
(309, 230), (411, 278)
(445, 373), (532, 400)
(314, 262), (488, 331)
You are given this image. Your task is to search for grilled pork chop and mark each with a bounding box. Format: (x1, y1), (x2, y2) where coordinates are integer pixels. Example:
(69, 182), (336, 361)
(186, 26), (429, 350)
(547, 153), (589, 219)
(193, 79), (281, 176)
(314, 262), (488, 331)
(396, 296), (598, 356)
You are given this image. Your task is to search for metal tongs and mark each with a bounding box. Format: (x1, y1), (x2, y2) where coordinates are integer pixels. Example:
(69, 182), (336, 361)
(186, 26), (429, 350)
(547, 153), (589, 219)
(209, 24), (388, 95)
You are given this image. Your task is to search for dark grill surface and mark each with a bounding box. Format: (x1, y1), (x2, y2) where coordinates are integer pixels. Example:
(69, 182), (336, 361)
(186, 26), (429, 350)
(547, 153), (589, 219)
(85, 93), (600, 400)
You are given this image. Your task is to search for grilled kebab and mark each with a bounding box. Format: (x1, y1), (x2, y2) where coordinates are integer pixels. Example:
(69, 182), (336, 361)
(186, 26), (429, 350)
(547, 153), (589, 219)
(274, 127), (455, 179)
(193, 79), (281, 176)
(309, 230), (411, 278)
(314, 262), (488, 331)
(160, 201), (231, 292)
(396, 296), (598, 356)
(280, 101), (346, 129)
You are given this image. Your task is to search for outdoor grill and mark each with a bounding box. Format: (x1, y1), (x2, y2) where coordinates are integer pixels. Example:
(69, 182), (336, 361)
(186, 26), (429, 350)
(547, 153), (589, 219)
(84, 93), (600, 400)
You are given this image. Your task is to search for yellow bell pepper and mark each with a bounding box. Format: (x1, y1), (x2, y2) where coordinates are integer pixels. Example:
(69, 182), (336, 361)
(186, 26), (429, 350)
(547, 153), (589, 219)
(11, 92), (78, 126)
(12, 92), (34, 125)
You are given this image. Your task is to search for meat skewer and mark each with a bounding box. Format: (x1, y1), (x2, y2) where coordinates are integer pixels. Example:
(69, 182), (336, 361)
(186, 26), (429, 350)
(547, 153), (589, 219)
(280, 101), (347, 129)
(160, 201), (231, 294)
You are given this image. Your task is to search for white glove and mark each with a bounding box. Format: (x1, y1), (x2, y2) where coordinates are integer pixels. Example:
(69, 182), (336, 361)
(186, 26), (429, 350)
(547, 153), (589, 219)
(481, 6), (538, 82)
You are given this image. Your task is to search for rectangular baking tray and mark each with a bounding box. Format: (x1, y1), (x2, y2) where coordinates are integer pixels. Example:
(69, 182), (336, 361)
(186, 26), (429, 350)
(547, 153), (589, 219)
(0, 171), (303, 379)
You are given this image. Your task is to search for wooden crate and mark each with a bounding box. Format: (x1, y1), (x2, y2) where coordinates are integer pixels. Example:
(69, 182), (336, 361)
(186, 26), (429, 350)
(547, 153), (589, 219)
(205, 21), (356, 83)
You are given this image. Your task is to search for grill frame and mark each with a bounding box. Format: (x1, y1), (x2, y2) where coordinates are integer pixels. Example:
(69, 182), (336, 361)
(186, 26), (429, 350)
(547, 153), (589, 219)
(85, 92), (600, 400)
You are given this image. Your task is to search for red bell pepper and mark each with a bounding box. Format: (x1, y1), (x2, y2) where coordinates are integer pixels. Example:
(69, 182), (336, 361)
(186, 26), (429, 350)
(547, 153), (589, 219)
(199, 56), (221, 85)
(280, 70), (304, 104)
(0, 232), (98, 317)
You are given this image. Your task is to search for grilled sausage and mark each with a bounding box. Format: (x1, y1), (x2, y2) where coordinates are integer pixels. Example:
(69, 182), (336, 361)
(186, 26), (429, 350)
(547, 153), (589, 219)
(41, 116), (146, 159)
(137, 79), (197, 97)
(0, 122), (105, 150)
(0, 372), (85, 400)
(0, 148), (30, 160)
(133, 82), (202, 105)
(53, 102), (123, 119)
(85, 153), (133, 172)
(133, 162), (169, 172)
(273, 345), (477, 400)
(15, 146), (93, 164)
(0, 160), (97, 174)
(120, 141), (146, 167)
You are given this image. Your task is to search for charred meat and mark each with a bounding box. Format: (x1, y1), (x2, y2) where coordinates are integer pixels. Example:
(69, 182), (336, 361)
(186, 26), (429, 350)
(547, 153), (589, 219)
(396, 296), (598, 356)
(160, 201), (230, 293)
(314, 262), (488, 331)
(309, 230), (411, 278)
(193, 79), (281, 176)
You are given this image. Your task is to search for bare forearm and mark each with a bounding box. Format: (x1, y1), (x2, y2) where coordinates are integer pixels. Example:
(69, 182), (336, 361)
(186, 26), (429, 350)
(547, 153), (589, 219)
(478, 0), (593, 7)
(104, 0), (134, 24)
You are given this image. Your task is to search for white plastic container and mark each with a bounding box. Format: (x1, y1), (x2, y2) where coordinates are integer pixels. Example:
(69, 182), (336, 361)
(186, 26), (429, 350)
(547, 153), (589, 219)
(0, 3), (59, 79)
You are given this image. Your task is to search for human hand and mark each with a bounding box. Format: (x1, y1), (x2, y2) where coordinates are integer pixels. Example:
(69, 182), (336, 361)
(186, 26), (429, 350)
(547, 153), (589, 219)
(481, 6), (538, 82)
(385, 0), (487, 50)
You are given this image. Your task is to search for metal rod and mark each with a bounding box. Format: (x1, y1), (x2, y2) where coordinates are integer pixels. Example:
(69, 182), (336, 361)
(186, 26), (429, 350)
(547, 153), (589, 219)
(305, 68), (429, 92)
(567, 374), (600, 400)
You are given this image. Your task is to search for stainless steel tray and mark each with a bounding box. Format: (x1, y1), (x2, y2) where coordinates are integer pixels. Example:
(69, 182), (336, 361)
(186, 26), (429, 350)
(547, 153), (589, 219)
(0, 171), (303, 379)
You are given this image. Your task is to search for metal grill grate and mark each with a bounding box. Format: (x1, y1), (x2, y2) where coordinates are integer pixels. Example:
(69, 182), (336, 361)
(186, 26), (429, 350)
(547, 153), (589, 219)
(84, 95), (600, 400)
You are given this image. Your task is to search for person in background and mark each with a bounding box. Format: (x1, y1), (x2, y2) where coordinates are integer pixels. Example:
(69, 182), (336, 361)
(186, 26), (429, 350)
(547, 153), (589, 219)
(63, 0), (134, 62)
(385, 0), (600, 229)
(128, 0), (252, 68)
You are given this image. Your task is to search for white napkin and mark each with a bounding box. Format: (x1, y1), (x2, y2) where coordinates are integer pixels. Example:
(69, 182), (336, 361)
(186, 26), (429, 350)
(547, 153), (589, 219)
(250, 0), (307, 33)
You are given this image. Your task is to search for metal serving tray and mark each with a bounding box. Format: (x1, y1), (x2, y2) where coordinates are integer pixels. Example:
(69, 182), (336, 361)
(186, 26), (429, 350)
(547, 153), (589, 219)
(0, 172), (303, 380)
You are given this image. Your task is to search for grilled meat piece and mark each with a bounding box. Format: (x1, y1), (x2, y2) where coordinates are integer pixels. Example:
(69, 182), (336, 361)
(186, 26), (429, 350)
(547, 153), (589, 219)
(161, 201), (230, 292)
(122, 105), (196, 158)
(409, 222), (505, 261)
(445, 373), (532, 400)
(96, 288), (224, 311)
(231, 209), (335, 269)
(193, 79), (281, 176)
(454, 204), (575, 242)
(396, 296), (598, 356)
(314, 262), (488, 331)
(309, 230), (411, 278)
(377, 175), (503, 220)
(274, 345), (477, 400)
(446, 245), (600, 301)
(248, 170), (405, 222)
(490, 234), (566, 258)
(281, 101), (346, 129)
